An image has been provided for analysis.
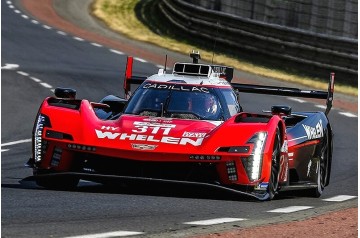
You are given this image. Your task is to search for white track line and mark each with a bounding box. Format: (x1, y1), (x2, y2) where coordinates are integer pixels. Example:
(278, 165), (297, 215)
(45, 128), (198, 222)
(63, 231), (144, 238)
(31, 20), (39, 24)
(184, 218), (246, 226)
(134, 57), (147, 63)
(14, 9), (21, 14)
(315, 105), (326, 109)
(322, 195), (357, 202)
(17, 71), (29, 76)
(287, 98), (306, 103)
(21, 14), (29, 19)
(43, 25), (52, 30)
(57, 31), (67, 36)
(267, 206), (313, 213)
(30, 76), (42, 83)
(338, 112), (357, 118)
(1, 139), (32, 147)
(109, 49), (124, 55)
(73, 37), (85, 42)
(40, 82), (53, 89)
(1, 64), (19, 70)
(1, 149), (10, 153)
(91, 43), (103, 47)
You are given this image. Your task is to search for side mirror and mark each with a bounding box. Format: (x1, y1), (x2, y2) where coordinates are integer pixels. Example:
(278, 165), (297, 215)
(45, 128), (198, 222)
(54, 88), (76, 99)
(271, 105), (291, 116)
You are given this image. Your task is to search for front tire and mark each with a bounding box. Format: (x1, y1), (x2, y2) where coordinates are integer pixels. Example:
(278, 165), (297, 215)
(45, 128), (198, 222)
(267, 128), (281, 200)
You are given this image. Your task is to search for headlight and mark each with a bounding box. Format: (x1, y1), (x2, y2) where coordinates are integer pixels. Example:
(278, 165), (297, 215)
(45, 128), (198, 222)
(33, 114), (51, 162)
(241, 132), (267, 181)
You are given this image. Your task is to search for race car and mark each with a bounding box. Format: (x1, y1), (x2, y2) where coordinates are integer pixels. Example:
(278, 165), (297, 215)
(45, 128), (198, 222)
(26, 51), (334, 200)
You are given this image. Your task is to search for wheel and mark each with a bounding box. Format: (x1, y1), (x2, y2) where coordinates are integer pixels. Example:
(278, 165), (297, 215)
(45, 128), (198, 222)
(267, 128), (281, 200)
(35, 175), (79, 190)
(308, 132), (330, 197)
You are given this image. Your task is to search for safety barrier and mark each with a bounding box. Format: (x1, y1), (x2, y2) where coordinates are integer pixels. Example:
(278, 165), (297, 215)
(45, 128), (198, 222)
(158, 0), (358, 86)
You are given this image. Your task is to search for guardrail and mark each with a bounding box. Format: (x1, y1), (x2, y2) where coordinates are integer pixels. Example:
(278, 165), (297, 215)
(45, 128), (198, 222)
(159, 0), (358, 86)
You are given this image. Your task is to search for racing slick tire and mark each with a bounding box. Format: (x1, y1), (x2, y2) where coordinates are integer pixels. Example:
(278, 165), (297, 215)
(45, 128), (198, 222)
(307, 131), (330, 197)
(267, 128), (281, 200)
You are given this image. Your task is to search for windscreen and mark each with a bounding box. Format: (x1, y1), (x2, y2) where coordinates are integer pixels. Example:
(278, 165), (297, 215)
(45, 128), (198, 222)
(124, 82), (228, 121)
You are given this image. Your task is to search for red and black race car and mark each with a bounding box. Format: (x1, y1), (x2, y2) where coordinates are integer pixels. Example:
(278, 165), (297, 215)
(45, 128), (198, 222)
(26, 51), (334, 200)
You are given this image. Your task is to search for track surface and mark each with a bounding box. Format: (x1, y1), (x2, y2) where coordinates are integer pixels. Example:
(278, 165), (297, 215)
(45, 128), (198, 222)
(1, 1), (358, 237)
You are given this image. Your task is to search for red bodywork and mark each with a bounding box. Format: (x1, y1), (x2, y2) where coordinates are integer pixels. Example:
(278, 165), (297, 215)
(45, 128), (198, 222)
(36, 98), (288, 190)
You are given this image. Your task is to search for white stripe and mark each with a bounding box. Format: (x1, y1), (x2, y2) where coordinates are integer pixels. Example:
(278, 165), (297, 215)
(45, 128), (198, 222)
(287, 98), (306, 103)
(91, 43), (103, 47)
(43, 25), (52, 30)
(2, 139), (31, 147)
(57, 31), (67, 36)
(14, 9), (21, 14)
(63, 231), (144, 238)
(156, 65), (164, 68)
(288, 136), (308, 142)
(6, 1), (12, 4)
(17, 71), (29, 76)
(40, 82), (53, 89)
(31, 20), (39, 24)
(1, 64), (19, 70)
(73, 37), (84, 41)
(30, 77), (41, 83)
(1, 149), (10, 152)
(21, 15), (29, 19)
(339, 112), (357, 118)
(134, 57), (147, 63)
(268, 206), (313, 213)
(109, 49), (124, 55)
(322, 195), (357, 202)
(315, 105), (326, 109)
(9, 5), (14, 9)
(184, 218), (245, 226)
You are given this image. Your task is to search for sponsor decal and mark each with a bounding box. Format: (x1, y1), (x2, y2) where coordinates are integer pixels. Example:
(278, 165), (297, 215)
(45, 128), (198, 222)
(143, 83), (209, 93)
(96, 121), (204, 146)
(302, 119), (323, 140)
(182, 132), (207, 138)
(142, 118), (173, 123)
(131, 144), (158, 150)
(95, 130), (204, 146)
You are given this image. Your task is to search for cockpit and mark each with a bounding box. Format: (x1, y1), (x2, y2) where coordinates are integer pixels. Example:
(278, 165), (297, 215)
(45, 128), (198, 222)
(124, 82), (241, 121)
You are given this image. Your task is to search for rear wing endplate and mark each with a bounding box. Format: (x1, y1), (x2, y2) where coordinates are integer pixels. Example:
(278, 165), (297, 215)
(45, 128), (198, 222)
(232, 72), (335, 115)
(124, 56), (146, 98)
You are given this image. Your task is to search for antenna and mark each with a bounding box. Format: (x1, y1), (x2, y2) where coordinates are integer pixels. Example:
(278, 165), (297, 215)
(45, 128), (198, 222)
(211, 22), (220, 64)
(164, 55), (168, 72)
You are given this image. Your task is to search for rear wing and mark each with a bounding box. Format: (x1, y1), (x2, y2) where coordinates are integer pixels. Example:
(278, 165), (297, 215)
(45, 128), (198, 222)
(232, 72), (335, 115)
(123, 55), (334, 115)
(123, 56), (147, 98)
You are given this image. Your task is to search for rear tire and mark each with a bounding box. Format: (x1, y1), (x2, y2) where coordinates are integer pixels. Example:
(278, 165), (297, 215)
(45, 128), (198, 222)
(308, 132), (329, 197)
(267, 128), (281, 200)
